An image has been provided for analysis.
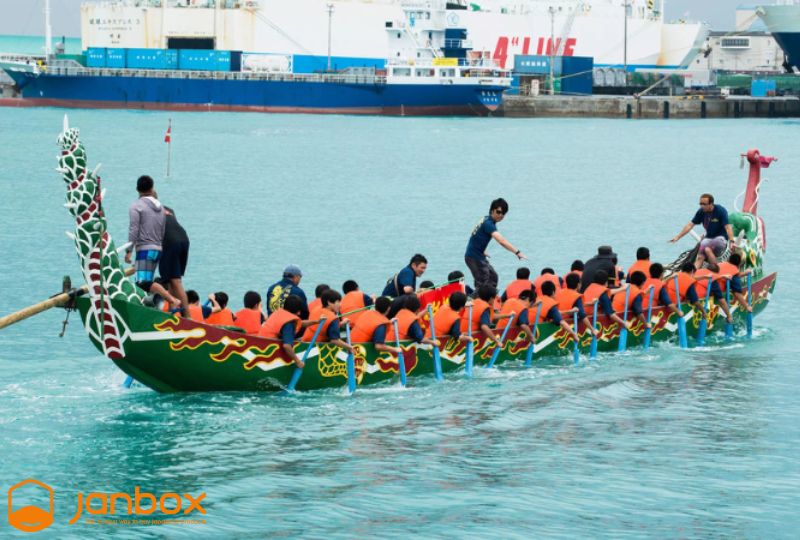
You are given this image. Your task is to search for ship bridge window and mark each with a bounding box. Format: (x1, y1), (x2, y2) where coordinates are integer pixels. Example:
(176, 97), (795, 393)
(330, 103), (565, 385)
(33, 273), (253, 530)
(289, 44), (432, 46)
(439, 68), (456, 77)
(393, 67), (412, 76)
(720, 38), (750, 49)
(416, 68), (435, 77)
(168, 37), (215, 50)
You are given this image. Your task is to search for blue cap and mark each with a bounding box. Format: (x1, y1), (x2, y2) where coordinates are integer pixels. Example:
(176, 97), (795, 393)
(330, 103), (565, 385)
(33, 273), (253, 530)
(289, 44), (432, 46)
(283, 264), (303, 277)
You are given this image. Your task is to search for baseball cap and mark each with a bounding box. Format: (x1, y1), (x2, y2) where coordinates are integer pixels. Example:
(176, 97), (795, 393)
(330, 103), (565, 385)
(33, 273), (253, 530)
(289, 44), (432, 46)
(283, 264), (303, 277)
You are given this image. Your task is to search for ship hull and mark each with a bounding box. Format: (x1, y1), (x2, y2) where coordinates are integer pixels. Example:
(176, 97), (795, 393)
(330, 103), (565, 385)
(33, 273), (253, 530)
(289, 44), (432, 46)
(758, 4), (800, 70)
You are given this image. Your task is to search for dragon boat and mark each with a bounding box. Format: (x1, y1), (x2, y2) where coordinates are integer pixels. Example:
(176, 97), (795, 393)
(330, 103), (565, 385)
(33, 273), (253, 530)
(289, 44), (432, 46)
(56, 118), (777, 393)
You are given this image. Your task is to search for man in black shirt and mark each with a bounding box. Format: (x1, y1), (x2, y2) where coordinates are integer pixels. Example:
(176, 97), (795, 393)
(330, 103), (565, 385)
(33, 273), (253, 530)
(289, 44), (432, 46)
(579, 245), (617, 292)
(159, 204), (191, 316)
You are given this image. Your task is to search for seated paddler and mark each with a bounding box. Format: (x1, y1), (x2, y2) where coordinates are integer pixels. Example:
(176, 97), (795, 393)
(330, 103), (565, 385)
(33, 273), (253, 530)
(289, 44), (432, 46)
(644, 263), (684, 319)
(555, 273), (599, 338)
(303, 289), (355, 354)
(497, 288), (534, 340)
(462, 285), (501, 345)
(611, 271), (652, 330)
(259, 294), (306, 368)
(350, 296), (402, 356)
(535, 281), (581, 342)
(427, 291), (472, 344)
(501, 267), (533, 302)
(341, 280), (374, 324)
(382, 254), (428, 297)
(716, 253), (753, 313)
(267, 264), (309, 320)
(664, 263), (705, 316)
(386, 295), (439, 347)
(582, 270), (632, 331)
(205, 291), (235, 326)
(234, 291), (265, 335)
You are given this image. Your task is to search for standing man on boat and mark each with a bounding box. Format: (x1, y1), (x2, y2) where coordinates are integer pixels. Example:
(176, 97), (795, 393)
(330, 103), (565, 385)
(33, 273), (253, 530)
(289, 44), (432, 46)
(464, 198), (527, 294)
(382, 254), (428, 297)
(158, 203), (190, 317)
(670, 193), (734, 270)
(124, 175), (180, 309)
(267, 265), (309, 320)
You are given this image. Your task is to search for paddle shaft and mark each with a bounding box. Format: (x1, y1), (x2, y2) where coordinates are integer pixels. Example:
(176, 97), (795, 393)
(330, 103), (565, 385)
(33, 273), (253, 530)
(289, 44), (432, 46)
(427, 304), (443, 381)
(643, 287), (654, 349)
(673, 274), (688, 349)
(525, 302), (542, 367)
(392, 319), (407, 386)
(345, 322), (356, 394)
(465, 304), (474, 377)
(487, 312), (515, 369)
(287, 317), (327, 392)
(618, 286), (631, 352)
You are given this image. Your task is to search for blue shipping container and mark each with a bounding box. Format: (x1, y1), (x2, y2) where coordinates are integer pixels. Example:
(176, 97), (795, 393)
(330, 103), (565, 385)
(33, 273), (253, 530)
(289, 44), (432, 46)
(106, 48), (126, 68)
(213, 50), (231, 72)
(561, 56), (593, 95)
(125, 48), (180, 70)
(514, 55), (561, 75)
(86, 47), (106, 68)
(751, 79), (776, 97)
(178, 50), (217, 71)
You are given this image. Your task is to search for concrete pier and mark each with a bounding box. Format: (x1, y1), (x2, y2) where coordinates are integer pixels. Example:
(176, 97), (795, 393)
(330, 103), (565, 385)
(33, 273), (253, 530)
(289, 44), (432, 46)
(500, 95), (800, 119)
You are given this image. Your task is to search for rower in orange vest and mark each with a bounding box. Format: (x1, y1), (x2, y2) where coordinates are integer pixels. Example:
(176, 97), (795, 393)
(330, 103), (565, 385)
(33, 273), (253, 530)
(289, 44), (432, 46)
(533, 268), (562, 297)
(427, 291), (473, 344)
(340, 280), (374, 324)
(259, 294), (306, 367)
(185, 290), (209, 321)
(461, 285), (501, 345)
(611, 271), (651, 330)
(302, 289), (355, 353)
(716, 253), (752, 313)
(386, 295), (439, 346)
(626, 247), (651, 283)
(307, 283), (330, 314)
(501, 267), (533, 302)
(349, 296), (402, 356)
(644, 263), (684, 318)
(536, 281), (580, 341)
(555, 273), (599, 338)
(664, 263), (705, 315)
(234, 291), (266, 335)
(205, 291), (235, 326)
(497, 288), (534, 340)
(581, 270), (631, 331)
(562, 259), (584, 285)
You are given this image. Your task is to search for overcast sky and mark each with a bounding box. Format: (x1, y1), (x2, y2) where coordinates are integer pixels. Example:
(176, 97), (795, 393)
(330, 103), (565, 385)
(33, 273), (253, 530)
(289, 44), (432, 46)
(0, 0), (751, 37)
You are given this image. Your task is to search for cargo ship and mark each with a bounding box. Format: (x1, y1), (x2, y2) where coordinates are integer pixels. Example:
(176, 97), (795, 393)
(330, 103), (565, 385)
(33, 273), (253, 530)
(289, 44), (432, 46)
(757, 1), (800, 72)
(0, 2), (510, 115)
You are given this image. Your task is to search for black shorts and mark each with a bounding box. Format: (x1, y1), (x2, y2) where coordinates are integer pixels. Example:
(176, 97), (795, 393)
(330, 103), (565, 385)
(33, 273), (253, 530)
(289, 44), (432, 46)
(159, 240), (189, 280)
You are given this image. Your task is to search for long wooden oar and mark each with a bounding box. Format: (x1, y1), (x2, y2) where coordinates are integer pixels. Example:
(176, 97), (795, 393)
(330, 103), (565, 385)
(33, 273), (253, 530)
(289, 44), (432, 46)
(643, 287), (655, 350)
(697, 275), (714, 345)
(286, 317), (327, 392)
(345, 322), (357, 394)
(673, 275), (688, 349)
(572, 312), (580, 365)
(392, 319), (407, 387)
(724, 280), (734, 339)
(746, 273), (753, 338)
(487, 312), (515, 369)
(618, 285), (631, 352)
(524, 302), (542, 368)
(426, 304), (443, 381)
(589, 300), (599, 360)
(465, 304), (474, 378)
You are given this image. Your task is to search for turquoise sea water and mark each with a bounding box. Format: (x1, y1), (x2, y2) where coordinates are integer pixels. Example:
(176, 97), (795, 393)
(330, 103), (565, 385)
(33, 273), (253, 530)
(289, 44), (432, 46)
(0, 108), (798, 538)
(0, 34), (82, 56)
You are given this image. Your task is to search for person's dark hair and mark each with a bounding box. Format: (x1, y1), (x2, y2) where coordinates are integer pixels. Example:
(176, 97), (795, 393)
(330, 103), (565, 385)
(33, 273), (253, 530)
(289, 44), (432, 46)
(516, 267), (531, 279)
(630, 271), (647, 287)
(187, 290), (199, 304)
(449, 291), (467, 311)
(448, 270), (465, 282)
(541, 281), (556, 296)
(540, 267), (555, 276)
(565, 273), (581, 290)
(518, 289), (534, 301)
(728, 253), (742, 266)
(681, 262), (695, 273)
(419, 280), (434, 289)
(314, 284), (330, 299)
(593, 270), (609, 285)
(342, 280), (359, 294)
(136, 175), (154, 193)
(404, 294), (421, 313)
(636, 247), (650, 260)
(409, 254), (428, 266)
(570, 259), (584, 272)
(213, 291), (229, 309)
(477, 284), (497, 302)
(374, 296), (392, 314)
(649, 263), (665, 279)
(387, 296), (406, 319)
(283, 294), (303, 315)
(700, 193), (714, 204)
(243, 291), (261, 309)
(321, 289), (342, 307)
(490, 198), (509, 214)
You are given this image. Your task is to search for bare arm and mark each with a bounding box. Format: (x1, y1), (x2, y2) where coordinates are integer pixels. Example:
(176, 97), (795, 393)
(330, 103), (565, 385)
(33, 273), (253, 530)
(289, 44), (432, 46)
(282, 343), (302, 367)
(670, 221), (695, 243)
(329, 338), (355, 354)
(491, 231), (527, 260)
(725, 223), (734, 242)
(480, 323), (499, 343)
(376, 343), (402, 355)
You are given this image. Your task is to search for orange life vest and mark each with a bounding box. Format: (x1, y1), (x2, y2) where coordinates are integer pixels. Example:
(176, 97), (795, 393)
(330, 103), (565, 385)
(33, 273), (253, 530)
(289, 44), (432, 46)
(504, 279), (533, 300)
(234, 308), (262, 335)
(627, 260), (650, 280)
(350, 310), (391, 343)
(461, 299), (492, 334)
(664, 272), (696, 305)
(497, 298), (528, 330)
(302, 306), (335, 342)
(341, 291), (367, 324)
(386, 309), (419, 342)
(694, 268), (724, 299)
(534, 274), (561, 297)
(612, 285), (643, 313)
(188, 304), (203, 321)
(259, 309), (301, 340)
(717, 261), (740, 282)
(642, 278), (664, 309)
(582, 283), (609, 316)
(555, 288), (582, 311)
(205, 308), (235, 327)
(562, 270), (582, 284)
(534, 296), (559, 323)
(308, 298), (322, 313)
(427, 305), (461, 339)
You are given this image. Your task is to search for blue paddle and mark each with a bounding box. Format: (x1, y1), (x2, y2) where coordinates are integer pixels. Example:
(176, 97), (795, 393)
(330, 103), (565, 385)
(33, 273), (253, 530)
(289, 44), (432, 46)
(589, 300), (599, 360)
(426, 304), (443, 382)
(618, 286), (631, 352)
(392, 319), (407, 387)
(673, 275), (688, 349)
(465, 304), (474, 378)
(724, 279), (734, 339)
(344, 322), (356, 394)
(643, 287), (655, 350)
(746, 273), (753, 338)
(697, 275), (713, 346)
(524, 302), (542, 368)
(487, 313), (515, 369)
(572, 311), (580, 365)
(287, 317), (326, 392)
